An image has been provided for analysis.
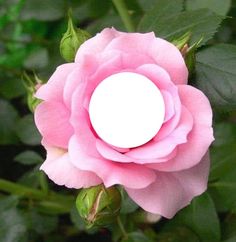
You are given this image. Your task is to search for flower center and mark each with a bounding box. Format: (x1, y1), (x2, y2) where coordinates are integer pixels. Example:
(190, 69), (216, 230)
(89, 72), (165, 148)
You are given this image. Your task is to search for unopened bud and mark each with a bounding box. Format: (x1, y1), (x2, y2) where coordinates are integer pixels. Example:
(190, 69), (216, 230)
(172, 32), (191, 50)
(22, 72), (42, 112)
(76, 185), (121, 228)
(172, 33), (203, 74)
(183, 37), (203, 73)
(60, 11), (91, 62)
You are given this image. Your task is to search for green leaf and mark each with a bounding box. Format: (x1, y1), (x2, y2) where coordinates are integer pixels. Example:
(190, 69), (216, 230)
(138, 8), (223, 46)
(87, 12), (124, 34)
(0, 48), (29, 68)
(26, 209), (58, 234)
(88, 0), (111, 18)
(18, 168), (41, 187)
(171, 193), (220, 242)
(138, 0), (184, 32)
(185, 0), (231, 16)
(70, 205), (86, 231)
(0, 78), (25, 99)
(121, 231), (152, 242)
(23, 48), (49, 70)
(0, 209), (28, 242)
(120, 189), (138, 214)
(210, 144), (236, 181)
(20, 0), (65, 21)
(223, 237), (236, 242)
(137, 0), (163, 12)
(0, 99), (19, 144)
(157, 226), (200, 242)
(221, 214), (236, 240)
(0, 197), (27, 242)
(209, 122), (236, 188)
(213, 122), (236, 147)
(14, 151), (43, 165)
(0, 196), (19, 212)
(15, 114), (41, 146)
(195, 44), (236, 109)
(209, 144), (236, 212)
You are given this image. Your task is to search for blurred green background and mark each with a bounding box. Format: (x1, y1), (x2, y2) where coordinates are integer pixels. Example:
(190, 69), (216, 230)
(0, 0), (236, 242)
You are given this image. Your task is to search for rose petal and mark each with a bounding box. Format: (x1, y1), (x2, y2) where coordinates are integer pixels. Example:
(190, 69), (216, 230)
(96, 139), (133, 162)
(97, 137), (178, 164)
(125, 153), (209, 218)
(136, 64), (182, 140)
(103, 31), (188, 85)
(148, 38), (188, 85)
(40, 146), (101, 188)
(75, 28), (120, 62)
(63, 55), (99, 108)
(82, 52), (123, 110)
(126, 106), (193, 160)
(34, 101), (73, 148)
(162, 90), (175, 122)
(70, 83), (100, 157)
(35, 63), (76, 102)
(105, 32), (155, 54)
(148, 85), (214, 171)
(68, 135), (156, 189)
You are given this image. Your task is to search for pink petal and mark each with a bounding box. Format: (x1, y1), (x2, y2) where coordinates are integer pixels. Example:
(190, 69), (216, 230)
(109, 145), (130, 153)
(75, 28), (120, 62)
(96, 139), (133, 162)
(68, 135), (156, 189)
(40, 146), (101, 188)
(70, 84), (100, 157)
(120, 52), (154, 69)
(178, 85), (213, 126)
(82, 52), (123, 110)
(162, 90), (175, 122)
(135, 64), (182, 140)
(149, 85), (214, 172)
(127, 106), (193, 160)
(125, 153), (210, 218)
(172, 152), (210, 201)
(96, 139), (177, 164)
(148, 38), (188, 85)
(136, 63), (173, 90)
(35, 63), (76, 102)
(63, 55), (99, 109)
(34, 101), (73, 148)
(105, 32), (156, 55)
(102, 31), (188, 85)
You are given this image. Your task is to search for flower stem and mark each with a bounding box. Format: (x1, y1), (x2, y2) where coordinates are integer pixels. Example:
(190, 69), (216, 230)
(0, 178), (74, 214)
(117, 216), (128, 239)
(112, 0), (135, 32)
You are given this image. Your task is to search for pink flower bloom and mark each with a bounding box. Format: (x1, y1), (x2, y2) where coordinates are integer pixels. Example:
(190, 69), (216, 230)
(34, 28), (214, 218)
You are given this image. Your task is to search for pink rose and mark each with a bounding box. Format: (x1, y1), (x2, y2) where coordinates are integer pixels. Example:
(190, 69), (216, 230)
(34, 28), (214, 218)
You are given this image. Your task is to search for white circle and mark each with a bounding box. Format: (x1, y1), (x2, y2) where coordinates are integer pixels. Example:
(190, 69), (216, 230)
(89, 72), (165, 148)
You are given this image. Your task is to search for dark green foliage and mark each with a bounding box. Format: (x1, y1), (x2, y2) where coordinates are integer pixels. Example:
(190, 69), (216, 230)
(196, 44), (236, 109)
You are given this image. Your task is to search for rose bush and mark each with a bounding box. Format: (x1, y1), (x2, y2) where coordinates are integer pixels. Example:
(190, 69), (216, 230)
(34, 28), (214, 218)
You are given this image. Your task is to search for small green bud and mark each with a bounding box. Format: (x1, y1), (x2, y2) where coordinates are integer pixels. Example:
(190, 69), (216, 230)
(172, 32), (203, 74)
(172, 32), (191, 50)
(22, 72), (42, 112)
(76, 185), (121, 228)
(183, 37), (203, 74)
(60, 11), (91, 62)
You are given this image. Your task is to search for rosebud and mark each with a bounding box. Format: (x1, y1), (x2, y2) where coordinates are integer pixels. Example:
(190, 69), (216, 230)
(172, 32), (191, 50)
(60, 11), (91, 62)
(22, 72), (42, 112)
(172, 33), (203, 74)
(183, 37), (203, 73)
(76, 185), (121, 228)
